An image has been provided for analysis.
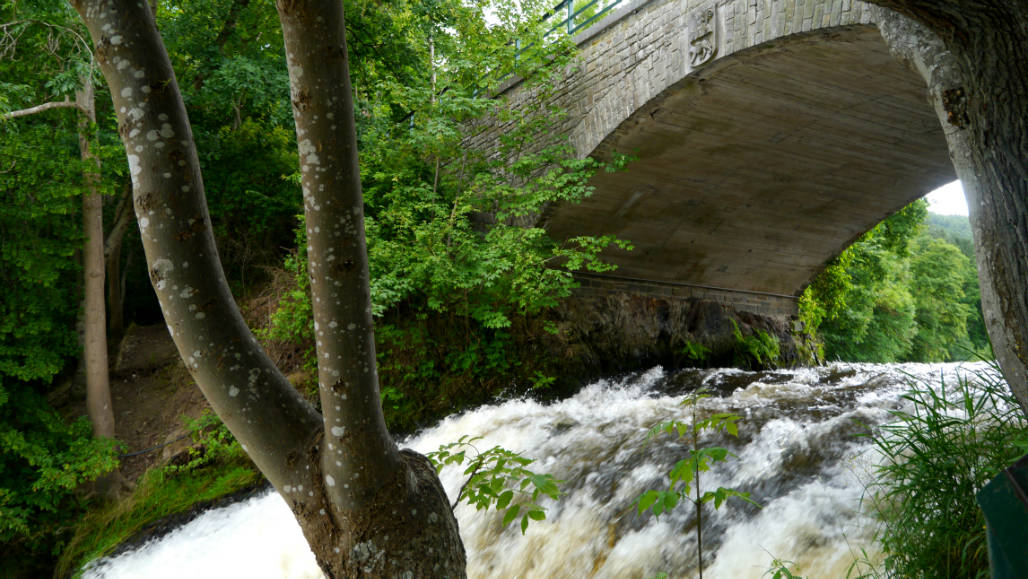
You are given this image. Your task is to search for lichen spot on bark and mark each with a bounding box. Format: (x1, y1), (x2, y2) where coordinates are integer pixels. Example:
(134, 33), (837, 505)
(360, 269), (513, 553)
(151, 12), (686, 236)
(127, 153), (142, 178)
(151, 258), (173, 286)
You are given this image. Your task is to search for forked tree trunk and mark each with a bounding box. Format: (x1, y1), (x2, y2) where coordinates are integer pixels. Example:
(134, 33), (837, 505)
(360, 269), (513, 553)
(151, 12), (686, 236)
(871, 2), (1028, 415)
(71, 2), (465, 575)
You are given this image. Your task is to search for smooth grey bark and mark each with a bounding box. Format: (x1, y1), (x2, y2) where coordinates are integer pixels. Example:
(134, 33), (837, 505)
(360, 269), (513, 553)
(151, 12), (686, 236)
(872, 3), (1028, 415)
(276, 1), (465, 575)
(71, 0), (323, 497)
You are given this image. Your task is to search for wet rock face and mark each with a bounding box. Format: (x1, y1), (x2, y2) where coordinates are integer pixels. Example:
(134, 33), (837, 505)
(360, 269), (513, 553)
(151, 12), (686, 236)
(540, 292), (814, 387)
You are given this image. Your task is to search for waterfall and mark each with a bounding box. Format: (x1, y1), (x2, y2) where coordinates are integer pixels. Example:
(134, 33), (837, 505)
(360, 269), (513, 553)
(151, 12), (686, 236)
(82, 362), (987, 578)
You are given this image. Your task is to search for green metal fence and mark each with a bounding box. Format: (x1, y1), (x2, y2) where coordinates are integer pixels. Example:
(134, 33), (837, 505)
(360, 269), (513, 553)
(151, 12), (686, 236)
(543, 0), (625, 36)
(511, 0), (624, 69)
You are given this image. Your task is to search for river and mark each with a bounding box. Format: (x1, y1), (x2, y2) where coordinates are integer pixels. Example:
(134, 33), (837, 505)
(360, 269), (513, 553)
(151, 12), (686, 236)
(82, 362), (989, 578)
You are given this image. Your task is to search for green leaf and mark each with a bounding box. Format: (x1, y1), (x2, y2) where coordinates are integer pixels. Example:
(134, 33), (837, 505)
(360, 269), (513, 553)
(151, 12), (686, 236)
(638, 490), (660, 514)
(496, 490), (514, 510)
(502, 504), (521, 527)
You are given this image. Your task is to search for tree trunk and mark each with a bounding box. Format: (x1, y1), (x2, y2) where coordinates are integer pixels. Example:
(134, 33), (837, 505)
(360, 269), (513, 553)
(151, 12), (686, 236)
(76, 79), (116, 437)
(78, 74), (130, 497)
(872, 3), (1028, 415)
(72, 2), (466, 575)
(105, 183), (134, 340)
(276, 1), (465, 575)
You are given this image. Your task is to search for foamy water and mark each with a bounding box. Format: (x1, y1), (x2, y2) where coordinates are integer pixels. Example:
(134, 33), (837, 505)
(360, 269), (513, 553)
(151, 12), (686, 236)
(83, 362), (990, 578)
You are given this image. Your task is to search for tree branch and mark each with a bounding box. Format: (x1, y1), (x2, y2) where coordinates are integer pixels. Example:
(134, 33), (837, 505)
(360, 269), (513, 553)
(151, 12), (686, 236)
(1, 99), (86, 120)
(104, 182), (133, 258)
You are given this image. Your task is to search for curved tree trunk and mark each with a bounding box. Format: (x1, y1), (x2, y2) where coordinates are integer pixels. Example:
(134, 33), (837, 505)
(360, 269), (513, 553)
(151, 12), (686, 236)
(71, 1), (465, 575)
(872, 3), (1028, 415)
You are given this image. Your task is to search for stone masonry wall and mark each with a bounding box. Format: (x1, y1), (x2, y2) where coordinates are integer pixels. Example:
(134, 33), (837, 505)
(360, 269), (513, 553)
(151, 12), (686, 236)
(466, 0), (878, 161)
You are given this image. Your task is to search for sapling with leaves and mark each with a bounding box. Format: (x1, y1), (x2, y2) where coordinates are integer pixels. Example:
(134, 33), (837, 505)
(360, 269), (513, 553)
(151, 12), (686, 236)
(637, 388), (757, 579)
(430, 434), (562, 534)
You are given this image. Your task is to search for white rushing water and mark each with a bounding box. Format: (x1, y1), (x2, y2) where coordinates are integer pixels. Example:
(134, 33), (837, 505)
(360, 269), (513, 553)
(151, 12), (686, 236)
(83, 362), (991, 578)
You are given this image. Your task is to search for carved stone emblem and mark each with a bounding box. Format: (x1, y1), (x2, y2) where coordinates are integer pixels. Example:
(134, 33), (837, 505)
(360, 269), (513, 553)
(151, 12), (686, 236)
(688, 3), (718, 68)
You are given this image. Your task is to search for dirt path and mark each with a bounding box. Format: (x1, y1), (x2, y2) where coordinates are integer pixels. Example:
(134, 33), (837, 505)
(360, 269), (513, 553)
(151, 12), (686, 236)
(107, 324), (211, 482)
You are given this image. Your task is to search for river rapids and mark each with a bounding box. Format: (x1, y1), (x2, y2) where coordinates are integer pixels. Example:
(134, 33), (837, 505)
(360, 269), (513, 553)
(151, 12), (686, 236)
(82, 362), (991, 578)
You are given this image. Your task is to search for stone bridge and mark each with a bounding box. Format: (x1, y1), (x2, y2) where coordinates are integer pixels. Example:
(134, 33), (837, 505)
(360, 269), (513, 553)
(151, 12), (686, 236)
(469, 0), (954, 320)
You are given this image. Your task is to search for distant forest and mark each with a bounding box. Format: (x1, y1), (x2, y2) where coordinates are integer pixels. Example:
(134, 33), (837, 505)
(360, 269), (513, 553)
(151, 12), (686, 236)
(801, 200), (990, 363)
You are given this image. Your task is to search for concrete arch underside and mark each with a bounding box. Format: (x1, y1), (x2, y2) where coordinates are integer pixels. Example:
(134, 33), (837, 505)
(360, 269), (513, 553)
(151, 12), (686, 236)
(526, 0), (954, 303)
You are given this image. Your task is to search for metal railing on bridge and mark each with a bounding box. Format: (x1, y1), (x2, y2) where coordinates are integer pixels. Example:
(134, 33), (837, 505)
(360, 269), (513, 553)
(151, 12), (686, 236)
(543, 0), (625, 37)
(513, 0), (624, 66)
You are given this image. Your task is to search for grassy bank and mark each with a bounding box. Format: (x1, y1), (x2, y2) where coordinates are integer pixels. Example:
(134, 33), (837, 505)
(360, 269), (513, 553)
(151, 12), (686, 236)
(57, 414), (262, 577)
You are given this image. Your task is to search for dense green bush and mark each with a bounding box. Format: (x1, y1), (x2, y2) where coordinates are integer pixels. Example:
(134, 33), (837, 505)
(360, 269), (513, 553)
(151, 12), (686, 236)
(0, 384), (120, 570)
(0, 12), (123, 568)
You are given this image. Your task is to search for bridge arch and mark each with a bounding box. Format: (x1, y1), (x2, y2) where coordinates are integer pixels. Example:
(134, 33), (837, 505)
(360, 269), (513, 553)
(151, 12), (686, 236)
(471, 0), (954, 314)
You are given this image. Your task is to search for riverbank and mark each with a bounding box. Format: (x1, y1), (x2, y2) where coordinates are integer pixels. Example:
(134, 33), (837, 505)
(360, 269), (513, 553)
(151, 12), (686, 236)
(49, 324), (265, 577)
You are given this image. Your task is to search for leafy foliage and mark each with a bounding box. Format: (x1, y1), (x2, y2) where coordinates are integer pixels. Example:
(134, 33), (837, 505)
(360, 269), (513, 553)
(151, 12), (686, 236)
(162, 410), (249, 474)
(730, 320), (781, 369)
(0, 384), (120, 554)
(680, 340), (712, 364)
(429, 435), (561, 534)
(763, 557), (805, 579)
(0, 6), (123, 569)
(158, 0), (300, 289)
(863, 364), (1028, 578)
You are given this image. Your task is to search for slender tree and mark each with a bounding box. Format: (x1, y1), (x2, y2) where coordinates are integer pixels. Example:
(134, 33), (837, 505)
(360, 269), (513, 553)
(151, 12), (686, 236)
(70, 1), (464, 575)
(1, 17), (125, 493)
